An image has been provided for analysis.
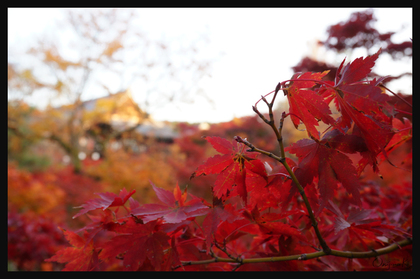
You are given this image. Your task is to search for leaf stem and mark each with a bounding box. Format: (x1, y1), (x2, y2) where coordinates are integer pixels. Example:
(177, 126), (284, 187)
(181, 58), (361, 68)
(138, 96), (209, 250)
(381, 84), (412, 108)
(394, 108), (412, 116)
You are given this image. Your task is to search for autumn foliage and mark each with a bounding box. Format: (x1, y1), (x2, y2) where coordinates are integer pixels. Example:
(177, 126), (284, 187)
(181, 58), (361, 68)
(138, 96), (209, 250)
(42, 49), (412, 271)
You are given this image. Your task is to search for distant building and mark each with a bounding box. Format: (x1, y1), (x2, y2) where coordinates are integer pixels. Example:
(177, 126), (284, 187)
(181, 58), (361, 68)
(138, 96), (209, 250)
(59, 89), (145, 132)
(81, 89), (179, 142)
(30, 89), (179, 164)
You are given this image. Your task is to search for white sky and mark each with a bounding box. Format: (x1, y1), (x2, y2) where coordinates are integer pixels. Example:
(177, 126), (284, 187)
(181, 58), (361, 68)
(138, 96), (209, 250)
(8, 8), (412, 123)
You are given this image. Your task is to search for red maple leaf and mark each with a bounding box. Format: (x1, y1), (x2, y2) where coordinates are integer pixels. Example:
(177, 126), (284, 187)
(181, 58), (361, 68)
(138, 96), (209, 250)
(335, 49), (381, 86)
(45, 228), (100, 271)
(334, 97), (394, 174)
(99, 218), (170, 271)
(131, 182), (209, 224)
(380, 117), (412, 160)
(326, 200), (410, 250)
(285, 135), (361, 215)
(75, 209), (126, 248)
(202, 196), (239, 253)
(161, 236), (182, 271)
(283, 71), (336, 140)
(191, 136), (267, 204)
(319, 49), (395, 172)
(73, 188), (136, 219)
(241, 206), (308, 242)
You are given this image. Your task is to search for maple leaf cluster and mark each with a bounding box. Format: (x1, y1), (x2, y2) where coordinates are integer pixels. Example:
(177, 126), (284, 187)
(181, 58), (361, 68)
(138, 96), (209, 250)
(46, 49), (412, 271)
(279, 49), (407, 212)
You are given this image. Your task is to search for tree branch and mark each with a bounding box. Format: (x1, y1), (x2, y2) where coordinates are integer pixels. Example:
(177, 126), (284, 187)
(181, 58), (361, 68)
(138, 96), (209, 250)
(241, 85), (332, 253)
(176, 237), (412, 270)
(235, 135), (330, 254)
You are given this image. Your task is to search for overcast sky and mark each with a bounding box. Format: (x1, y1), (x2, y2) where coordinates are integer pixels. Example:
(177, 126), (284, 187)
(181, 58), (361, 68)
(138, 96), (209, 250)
(8, 8), (412, 123)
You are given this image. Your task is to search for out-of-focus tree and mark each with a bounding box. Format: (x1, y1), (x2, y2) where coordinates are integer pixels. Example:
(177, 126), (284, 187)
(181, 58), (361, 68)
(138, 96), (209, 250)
(289, 8), (411, 123)
(8, 100), (53, 172)
(320, 9), (412, 58)
(8, 9), (217, 173)
(292, 9), (412, 82)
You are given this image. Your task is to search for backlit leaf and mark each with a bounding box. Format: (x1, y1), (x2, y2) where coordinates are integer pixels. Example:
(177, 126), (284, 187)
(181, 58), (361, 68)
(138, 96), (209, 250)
(73, 188), (136, 219)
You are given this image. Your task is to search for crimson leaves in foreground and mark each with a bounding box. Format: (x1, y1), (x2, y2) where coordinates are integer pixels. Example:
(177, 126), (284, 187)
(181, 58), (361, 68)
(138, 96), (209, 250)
(46, 50), (412, 271)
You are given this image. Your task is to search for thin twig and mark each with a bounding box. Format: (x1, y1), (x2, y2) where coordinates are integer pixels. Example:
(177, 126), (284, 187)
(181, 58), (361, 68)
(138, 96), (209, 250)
(381, 84), (412, 108)
(246, 85), (332, 253)
(235, 135), (331, 254)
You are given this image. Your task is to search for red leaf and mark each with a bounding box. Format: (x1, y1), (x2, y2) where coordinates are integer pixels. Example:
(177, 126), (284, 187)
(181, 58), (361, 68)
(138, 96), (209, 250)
(76, 209), (121, 247)
(214, 162), (244, 199)
(99, 219), (170, 271)
(202, 197), (239, 253)
(131, 182), (209, 224)
(151, 181), (176, 206)
(326, 201), (409, 244)
(244, 159), (273, 209)
(333, 216), (351, 233)
(251, 175), (284, 210)
(321, 129), (368, 154)
(321, 49), (395, 173)
(191, 154), (234, 178)
(161, 236), (182, 271)
(192, 136), (267, 204)
(285, 138), (361, 214)
(241, 207), (307, 242)
(336, 49), (381, 86)
(379, 117), (412, 161)
(203, 135), (236, 154)
(335, 91), (394, 157)
(284, 71), (336, 139)
(45, 228), (100, 271)
(73, 188), (136, 219)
